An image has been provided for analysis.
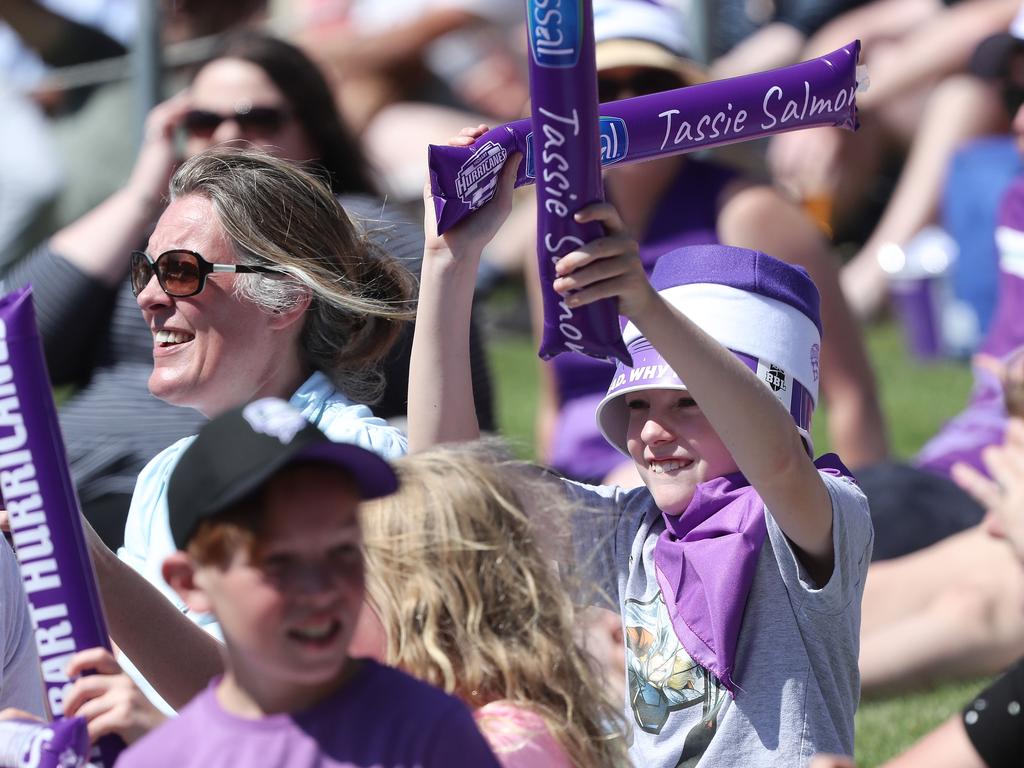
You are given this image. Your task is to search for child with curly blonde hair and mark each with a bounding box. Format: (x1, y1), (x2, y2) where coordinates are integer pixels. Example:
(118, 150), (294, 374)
(355, 442), (628, 768)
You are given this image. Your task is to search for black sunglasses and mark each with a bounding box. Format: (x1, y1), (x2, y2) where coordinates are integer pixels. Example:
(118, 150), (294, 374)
(182, 105), (290, 139)
(130, 249), (282, 298)
(598, 69), (686, 103)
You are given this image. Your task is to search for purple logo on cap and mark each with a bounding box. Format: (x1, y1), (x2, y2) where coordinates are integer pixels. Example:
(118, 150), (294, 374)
(810, 343), (820, 382)
(243, 399), (305, 444)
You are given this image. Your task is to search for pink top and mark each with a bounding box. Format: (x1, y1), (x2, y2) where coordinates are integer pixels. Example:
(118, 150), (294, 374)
(474, 701), (573, 768)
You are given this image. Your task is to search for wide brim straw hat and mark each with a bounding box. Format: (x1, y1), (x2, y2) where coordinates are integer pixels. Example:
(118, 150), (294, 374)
(593, 0), (708, 86)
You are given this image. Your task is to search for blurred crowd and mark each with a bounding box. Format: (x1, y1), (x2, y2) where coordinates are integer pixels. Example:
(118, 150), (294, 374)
(3, 0), (1024, 766)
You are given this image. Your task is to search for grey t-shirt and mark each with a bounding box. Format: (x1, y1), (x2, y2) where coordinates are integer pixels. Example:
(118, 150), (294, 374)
(0, 537), (45, 716)
(566, 471), (872, 767)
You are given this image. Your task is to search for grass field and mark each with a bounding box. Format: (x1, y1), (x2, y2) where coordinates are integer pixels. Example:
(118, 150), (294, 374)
(485, 304), (984, 767)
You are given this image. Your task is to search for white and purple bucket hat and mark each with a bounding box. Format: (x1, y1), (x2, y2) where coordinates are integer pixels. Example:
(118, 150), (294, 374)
(596, 244), (823, 454)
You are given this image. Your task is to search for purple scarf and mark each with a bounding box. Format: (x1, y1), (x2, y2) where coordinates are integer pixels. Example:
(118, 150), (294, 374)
(653, 453), (851, 693)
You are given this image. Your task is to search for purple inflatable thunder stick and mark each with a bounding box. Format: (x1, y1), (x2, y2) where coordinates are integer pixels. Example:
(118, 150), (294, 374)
(0, 288), (123, 767)
(428, 38), (862, 359)
(526, 0), (628, 363)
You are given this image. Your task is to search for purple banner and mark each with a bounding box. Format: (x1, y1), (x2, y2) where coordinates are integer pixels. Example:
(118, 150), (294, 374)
(0, 288), (123, 766)
(428, 41), (861, 235)
(528, 0), (629, 363)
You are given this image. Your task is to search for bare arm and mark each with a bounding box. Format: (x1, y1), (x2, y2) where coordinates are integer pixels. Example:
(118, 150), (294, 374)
(881, 714), (986, 768)
(408, 127), (519, 451)
(802, 0), (941, 58)
(521, 239), (562, 462)
(85, 524), (223, 710)
(48, 93), (189, 287)
(0, 0), (124, 67)
(718, 184), (888, 467)
(710, 22), (807, 79)
(303, 9), (480, 76)
(554, 204), (835, 573)
(853, 0), (1019, 111)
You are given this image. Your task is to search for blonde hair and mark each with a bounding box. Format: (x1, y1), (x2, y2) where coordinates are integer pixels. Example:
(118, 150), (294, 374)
(360, 441), (627, 768)
(170, 148), (415, 404)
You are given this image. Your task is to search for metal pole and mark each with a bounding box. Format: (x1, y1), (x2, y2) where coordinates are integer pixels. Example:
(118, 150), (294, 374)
(688, 0), (712, 66)
(133, 0), (162, 146)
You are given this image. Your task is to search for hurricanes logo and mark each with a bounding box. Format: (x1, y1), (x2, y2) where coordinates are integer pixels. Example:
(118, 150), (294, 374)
(455, 141), (507, 210)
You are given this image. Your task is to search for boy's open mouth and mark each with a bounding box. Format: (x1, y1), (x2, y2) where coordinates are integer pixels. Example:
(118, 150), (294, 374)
(287, 620), (341, 646)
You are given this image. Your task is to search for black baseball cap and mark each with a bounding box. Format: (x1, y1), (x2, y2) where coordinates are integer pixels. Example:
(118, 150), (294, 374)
(971, 32), (1024, 79)
(970, 7), (1024, 80)
(167, 397), (399, 550)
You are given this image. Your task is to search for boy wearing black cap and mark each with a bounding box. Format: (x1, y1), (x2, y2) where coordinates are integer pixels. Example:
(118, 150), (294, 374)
(116, 398), (500, 767)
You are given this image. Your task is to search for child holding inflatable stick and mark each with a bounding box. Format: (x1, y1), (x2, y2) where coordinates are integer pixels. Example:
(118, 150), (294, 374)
(412, 138), (873, 765)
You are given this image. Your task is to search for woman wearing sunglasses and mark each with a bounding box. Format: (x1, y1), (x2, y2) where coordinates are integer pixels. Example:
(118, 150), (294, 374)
(1, 32), (492, 551)
(0, 147), (414, 745)
(81, 146), (412, 729)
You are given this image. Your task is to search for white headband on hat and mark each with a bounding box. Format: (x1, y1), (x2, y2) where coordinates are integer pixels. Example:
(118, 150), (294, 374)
(596, 283), (821, 457)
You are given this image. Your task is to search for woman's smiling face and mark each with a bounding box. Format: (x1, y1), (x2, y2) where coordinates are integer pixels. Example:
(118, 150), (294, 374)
(136, 194), (290, 416)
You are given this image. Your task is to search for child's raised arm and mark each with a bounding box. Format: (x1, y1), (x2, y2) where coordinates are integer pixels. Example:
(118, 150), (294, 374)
(409, 126), (519, 451)
(555, 204), (835, 578)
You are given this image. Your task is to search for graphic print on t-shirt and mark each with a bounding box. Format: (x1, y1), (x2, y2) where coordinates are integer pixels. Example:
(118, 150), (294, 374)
(625, 592), (727, 766)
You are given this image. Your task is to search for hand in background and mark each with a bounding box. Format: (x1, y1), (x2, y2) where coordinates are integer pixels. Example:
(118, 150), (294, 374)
(953, 418), (1024, 563)
(766, 126), (842, 204)
(125, 90), (193, 213)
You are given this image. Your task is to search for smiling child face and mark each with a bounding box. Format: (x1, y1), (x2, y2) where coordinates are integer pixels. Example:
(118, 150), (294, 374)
(625, 387), (738, 515)
(194, 465), (366, 704)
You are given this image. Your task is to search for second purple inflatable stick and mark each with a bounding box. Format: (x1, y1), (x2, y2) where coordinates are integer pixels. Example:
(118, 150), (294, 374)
(0, 288), (124, 767)
(527, 0), (630, 363)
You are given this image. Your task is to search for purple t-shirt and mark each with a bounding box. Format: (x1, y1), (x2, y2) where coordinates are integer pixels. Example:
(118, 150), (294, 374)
(915, 174), (1024, 477)
(115, 661), (501, 768)
(980, 174), (1024, 359)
